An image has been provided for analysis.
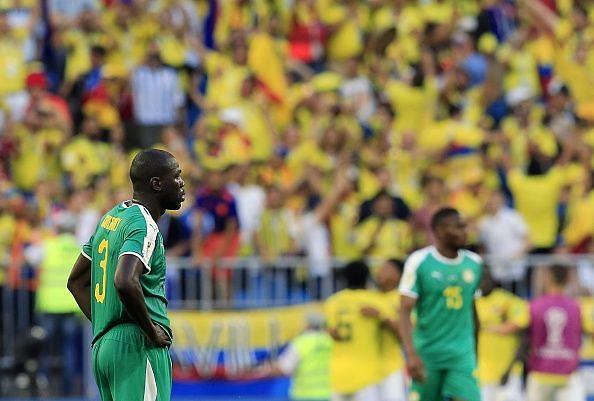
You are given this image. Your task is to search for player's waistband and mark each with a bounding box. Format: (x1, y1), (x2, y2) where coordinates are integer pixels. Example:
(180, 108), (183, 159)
(92, 320), (140, 347)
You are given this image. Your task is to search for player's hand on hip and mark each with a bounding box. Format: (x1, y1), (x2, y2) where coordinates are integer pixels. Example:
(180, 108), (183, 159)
(149, 324), (172, 347)
(407, 353), (426, 382)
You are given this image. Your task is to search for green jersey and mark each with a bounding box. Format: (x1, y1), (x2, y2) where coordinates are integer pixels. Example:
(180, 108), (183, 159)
(399, 246), (482, 369)
(82, 200), (171, 344)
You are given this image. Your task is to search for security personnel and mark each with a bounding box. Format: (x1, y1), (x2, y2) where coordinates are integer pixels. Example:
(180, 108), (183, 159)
(35, 212), (83, 395)
(273, 312), (333, 401)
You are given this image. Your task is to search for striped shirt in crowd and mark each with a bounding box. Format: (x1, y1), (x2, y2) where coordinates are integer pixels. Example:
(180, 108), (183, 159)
(131, 65), (183, 125)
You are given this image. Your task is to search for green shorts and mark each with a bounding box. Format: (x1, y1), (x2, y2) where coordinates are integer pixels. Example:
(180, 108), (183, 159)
(409, 368), (480, 401)
(92, 323), (172, 401)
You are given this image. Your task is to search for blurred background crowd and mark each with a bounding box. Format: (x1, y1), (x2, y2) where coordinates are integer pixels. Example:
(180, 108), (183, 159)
(2, 0), (594, 396)
(2, 0), (594, 297)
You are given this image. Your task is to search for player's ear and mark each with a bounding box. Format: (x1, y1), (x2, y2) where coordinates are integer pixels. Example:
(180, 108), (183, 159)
(150, 176), (162, 191)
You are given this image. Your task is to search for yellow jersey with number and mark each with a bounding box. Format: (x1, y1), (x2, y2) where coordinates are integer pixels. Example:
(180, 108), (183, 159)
(476, 289), (529, 384)
(377, 290), (405, 377)
(324, 289), (383, 394)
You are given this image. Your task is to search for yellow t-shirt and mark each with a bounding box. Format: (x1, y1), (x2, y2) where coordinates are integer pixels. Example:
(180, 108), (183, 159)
(158, 32), (189, 68)
(377, 290), (404, 377)
(476, 289), (529, 384)
(500, 116), (557, 169)
(63, 30), (106, 82)
(236, 100), (273, 162)
(203, 51), (249, 108)
(325, 5), (369, 60)
(579, 296), (594, 359)
(61, 136), (110, 189)
(502, 49), (540, 95)
(508, 168), (565, 248)
(355, 217), (412, 262)
(562, 191), (594, 248)
(325, 289), (384, 394)
(10, 126), (64, 191)
(330, 196), (360, 261)
(421, 1), (454, 24)
(385, 78), (438, 136)
(0, 35), (25, 95)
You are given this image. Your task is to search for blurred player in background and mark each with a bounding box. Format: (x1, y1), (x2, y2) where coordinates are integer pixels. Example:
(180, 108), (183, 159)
(498, 265), (585, 401)
(267, 311), (332, 401)
(371, 259), (406, 401)
(67, 149), (185, 401)
(399, 207), (483, 401)
(476, 267), (528, 401)
(324, 260), (384, 401)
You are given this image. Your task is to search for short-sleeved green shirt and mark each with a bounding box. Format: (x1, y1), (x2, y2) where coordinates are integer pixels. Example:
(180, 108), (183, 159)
(399, 246), (483, 370)
(82, 200), (171, 344)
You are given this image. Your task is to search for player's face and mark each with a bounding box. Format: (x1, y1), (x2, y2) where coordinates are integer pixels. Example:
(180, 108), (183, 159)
(377, 263), (401, 291)
(160, 159), (185, 210)
(440, 215), (467, 250)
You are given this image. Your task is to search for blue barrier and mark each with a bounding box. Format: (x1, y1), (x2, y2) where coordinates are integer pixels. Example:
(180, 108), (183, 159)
(0, 399), (292, 401)
(172, 378), (290, 398)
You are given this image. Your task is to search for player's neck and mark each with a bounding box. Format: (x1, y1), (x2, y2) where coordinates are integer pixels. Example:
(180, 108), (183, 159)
(131, 195), (164, 222)
(435, 244), (459, 259)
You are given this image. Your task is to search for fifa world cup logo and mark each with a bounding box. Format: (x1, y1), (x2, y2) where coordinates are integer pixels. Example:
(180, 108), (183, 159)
(544, 307), (567, 348)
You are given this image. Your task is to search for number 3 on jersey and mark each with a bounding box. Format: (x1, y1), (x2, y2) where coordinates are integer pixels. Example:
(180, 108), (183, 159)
(95, 239), (109, 303)
(443, 286), (463, 310)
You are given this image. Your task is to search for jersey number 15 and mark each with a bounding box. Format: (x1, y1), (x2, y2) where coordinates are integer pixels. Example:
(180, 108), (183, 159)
(443, 286), (463, 310)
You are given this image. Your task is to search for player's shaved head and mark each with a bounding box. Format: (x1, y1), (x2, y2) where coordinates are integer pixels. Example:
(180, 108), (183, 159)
(431, 207), (460, 231)
(130, 149), (176, 191)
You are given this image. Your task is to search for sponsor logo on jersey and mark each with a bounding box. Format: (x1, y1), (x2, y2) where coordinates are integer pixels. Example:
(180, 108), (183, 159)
(463, 269), (475, 283)
(431, 271), (443, 281)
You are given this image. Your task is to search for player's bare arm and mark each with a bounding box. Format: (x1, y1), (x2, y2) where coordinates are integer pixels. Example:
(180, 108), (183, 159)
(399, 295), (425, 382)
(360, 306), (400, 341)
(114, 254), (171, 347)
(67, 254), (93, 321)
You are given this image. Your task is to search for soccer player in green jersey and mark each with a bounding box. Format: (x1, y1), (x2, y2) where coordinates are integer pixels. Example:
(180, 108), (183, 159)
(399, 207), (482, 401)
(67, 149), (185, 401)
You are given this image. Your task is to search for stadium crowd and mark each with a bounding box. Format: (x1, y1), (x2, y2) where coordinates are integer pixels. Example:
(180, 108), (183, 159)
(2, 0), (594, 298)
(2, 0), (594, 397)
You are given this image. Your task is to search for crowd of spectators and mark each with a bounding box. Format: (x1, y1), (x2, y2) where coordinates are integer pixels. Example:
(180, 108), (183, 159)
(1, 0), (594, 302)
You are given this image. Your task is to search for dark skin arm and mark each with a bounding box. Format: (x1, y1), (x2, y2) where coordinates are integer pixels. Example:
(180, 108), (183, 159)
(500, 328), (529, 385)
(114, 255), (171, 347)
(399, 295), (426, 382)
(360, 305), (401, 341)
(67, 254), (93, 321)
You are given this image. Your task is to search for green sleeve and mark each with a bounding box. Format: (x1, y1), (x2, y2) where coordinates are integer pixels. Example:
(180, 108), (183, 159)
(81, 234), (94, 260)
(398, 249), (426, 299)
(119, 215), (159, 273)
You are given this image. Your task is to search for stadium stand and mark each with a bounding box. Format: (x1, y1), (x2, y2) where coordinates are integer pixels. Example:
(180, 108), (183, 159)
(2, 0), (594, 399)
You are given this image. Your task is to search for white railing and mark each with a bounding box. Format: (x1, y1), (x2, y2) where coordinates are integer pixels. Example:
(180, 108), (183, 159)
(1, 253), (593, 397)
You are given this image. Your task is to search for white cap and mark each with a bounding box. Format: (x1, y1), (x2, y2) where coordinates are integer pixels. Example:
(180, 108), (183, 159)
(547, 78), (568, 96)
(219, 108), (244, 128)
(506, 86), (533, 107)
